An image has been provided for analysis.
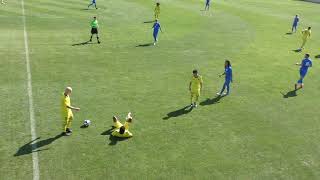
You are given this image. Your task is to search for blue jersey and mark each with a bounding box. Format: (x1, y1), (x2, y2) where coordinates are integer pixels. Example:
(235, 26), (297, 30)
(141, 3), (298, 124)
(92, 0), (96, 3)
(293, 17), (299, 26)
(300, 58), (312, 73)
(225, 66), (232, 81)
(153, 22), (161, 34)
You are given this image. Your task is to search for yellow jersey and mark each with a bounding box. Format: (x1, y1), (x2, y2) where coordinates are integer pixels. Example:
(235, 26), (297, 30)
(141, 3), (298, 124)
(113, 121), (123, 129)
(302, 29), (311, 39)
(155, 6), (160, 13)
(190, 75), (203, 92)
(112, 129), (133, 137)
(61, 93), (72, 116)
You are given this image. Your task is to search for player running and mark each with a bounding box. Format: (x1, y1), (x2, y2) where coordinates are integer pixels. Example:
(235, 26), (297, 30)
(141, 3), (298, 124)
(61, 87), (80, 136)
(205, 0), (211, 11)
(291, 15), (299, 33)
(299, 27), (311, 50)
(189, 70), (203, 108)
(154, 2), (160, 20)
(89, 16), (101, 44)
(88, 0), (98, 9)
(217, 60), (233, 96)
(295, 54), (312, 90)
(152, 19), (162, 45)
(111, 112), (133, 138)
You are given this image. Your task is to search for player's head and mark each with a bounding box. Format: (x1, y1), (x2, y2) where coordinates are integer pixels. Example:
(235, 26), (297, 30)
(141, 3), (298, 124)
(93, 16), (96, 20)
(308, 27), (311, 30)
(225, 60), (231, 68)
(192, 69), (198, 77)
(155, 19), (158, 22)
(112, 116), (118, 122)
(295, 14), (298, 17)
(119, 126), (126, 134)
(305, 54), (310, 58)
(156, 2), (160, 6)
(64, 87), (72, 95)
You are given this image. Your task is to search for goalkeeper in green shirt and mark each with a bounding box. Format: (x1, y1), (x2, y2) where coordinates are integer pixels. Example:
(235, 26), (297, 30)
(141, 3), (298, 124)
(89, 16), (100, 44)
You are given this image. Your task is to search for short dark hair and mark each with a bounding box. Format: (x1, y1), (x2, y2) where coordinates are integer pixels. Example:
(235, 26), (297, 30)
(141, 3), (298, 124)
(192, 69), (198, 74)
(305, 54), (310, 58)
(308, 27), (311, 29)
(119, 126), (125, 134)
(156, 2), (160, 5)
(225, 60), (231, 67)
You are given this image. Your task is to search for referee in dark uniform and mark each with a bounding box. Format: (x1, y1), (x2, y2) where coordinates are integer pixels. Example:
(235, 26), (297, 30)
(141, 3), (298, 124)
(89, 16), (100, 44)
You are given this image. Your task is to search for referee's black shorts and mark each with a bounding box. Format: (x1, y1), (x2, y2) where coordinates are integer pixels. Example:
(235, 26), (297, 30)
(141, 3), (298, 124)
(91, 28), (98, 34)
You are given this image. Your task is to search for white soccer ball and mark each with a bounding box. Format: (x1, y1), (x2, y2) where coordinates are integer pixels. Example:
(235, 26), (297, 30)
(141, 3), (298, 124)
(83, 120), (91, 127)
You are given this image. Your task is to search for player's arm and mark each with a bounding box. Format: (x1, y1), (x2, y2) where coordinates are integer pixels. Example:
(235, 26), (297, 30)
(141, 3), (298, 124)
(67, 105), (80, 111)
(160, 25), (163, 32)
(219, 71), (225, 77)
(295, 62), (302, 66)
(189, 82), (191, 91)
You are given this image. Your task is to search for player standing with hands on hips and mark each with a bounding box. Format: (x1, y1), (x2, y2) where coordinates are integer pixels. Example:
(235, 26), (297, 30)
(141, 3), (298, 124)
(89, 16), (101, 44)
(217, 60), (233, 96)
(189, 70), (203, 108)
(61, 87), (80, 136)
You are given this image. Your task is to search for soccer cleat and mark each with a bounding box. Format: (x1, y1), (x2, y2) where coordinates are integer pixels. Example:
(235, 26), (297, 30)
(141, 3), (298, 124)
(223, 92), (229, 96)
(153, 42), (156, 45)
(89, 39), (92, 42)
(98, 41), (101, 44)
(216, 92), (221, 96)
(193, 103), (198, 108)
(190, 104), (194, 108)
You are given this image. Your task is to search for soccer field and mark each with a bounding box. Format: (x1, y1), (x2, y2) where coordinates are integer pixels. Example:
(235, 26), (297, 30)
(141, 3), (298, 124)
(1, 0), (320, 179)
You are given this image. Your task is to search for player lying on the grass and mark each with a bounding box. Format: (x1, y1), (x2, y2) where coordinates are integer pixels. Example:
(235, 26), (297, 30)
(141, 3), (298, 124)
(152, 19), (162, 45)
(154, 2), (160, 20)
(88, 0), (98, 9)
(204, 0), (211, 11)
(299, 27), (311, 50)
(112, 112), (133, 138)
(291, 15), (299, 33)
(61, 87), (80, 136)
(217, 60), (233, 96)
(295, 54), (312, 90)
(189, 69), (203, 108)
(89, 16), (101, 44)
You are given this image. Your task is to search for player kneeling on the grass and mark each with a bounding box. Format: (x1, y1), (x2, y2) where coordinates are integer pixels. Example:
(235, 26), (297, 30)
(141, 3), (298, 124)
(112, 112), (133, 138)
(217, 60), (233, 96)
(89, 16), (101, 44)
(189, 70), (203, 108)
(61, 87), (80, 136)
(295, 54), (312, 90)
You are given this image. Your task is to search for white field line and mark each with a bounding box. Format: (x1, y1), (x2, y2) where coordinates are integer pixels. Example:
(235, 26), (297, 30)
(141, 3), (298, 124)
(21, 0), (40, 179)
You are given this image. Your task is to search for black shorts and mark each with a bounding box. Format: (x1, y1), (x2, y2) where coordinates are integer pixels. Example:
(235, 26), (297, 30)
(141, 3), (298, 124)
(91, 28), (98, 34)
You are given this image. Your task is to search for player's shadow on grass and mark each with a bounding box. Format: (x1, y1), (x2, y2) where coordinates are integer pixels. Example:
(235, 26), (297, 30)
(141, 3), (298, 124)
(315, 55), (320, 59)
(14, 133), (63, 156)
(72, 41), (97, 46)
(281, 90), (297, 98)
(200, 96), (224, 106)
(143, 20), (155, 23)
(136, 43), (153, 47)
(285, 32), (293, 35)
(101, 127), (130, 146)
(162, 105), (193, 120)
(292, 49), (302, 53)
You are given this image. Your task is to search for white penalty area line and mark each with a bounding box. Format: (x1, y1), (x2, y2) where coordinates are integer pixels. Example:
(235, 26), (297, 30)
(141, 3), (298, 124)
(21, 0), (40, 180)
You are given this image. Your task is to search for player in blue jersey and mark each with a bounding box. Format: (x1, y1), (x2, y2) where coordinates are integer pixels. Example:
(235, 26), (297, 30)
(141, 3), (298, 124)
(205, 0), (211, 11)
(217, 60), (233, 96)
(295, 54), (312, 90)
(88, 0), (98, 9)
(152, 19), (162, 45)
(291, 15), (299, 33)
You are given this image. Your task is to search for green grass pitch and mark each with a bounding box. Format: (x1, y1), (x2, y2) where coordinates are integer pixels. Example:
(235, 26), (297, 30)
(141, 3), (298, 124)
(1, 0), (320, 179)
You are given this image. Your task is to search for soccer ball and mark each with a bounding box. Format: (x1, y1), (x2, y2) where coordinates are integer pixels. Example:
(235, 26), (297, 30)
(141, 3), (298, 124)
(83, 120), (91, 127)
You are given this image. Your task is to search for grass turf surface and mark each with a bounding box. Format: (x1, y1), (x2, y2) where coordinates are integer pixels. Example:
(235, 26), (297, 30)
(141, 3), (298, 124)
(1, 0), (320, 179)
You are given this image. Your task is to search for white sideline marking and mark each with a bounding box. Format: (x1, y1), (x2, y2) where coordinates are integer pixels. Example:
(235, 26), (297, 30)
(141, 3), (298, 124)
(21, 0), (40, 179)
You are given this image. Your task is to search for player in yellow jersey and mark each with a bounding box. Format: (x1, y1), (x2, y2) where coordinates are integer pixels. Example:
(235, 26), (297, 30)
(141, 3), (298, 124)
(61, 87), (80, 136)
(154, 3), (160, 20)
(189, 70), (203, 108)
(299, 27), (311, 50)
(111, 112), (133, 138)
